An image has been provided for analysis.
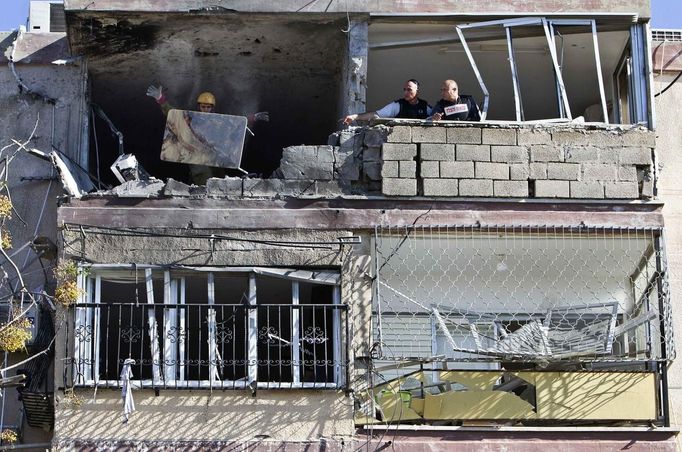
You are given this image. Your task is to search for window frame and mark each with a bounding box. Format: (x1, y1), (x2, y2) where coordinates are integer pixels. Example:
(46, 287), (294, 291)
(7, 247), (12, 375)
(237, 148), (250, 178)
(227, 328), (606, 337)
(71, 265), (345, 390)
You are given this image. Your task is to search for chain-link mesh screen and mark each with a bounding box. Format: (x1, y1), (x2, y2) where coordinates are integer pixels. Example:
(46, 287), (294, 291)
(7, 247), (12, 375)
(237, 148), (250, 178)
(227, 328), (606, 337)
(374, 225), (673, 363)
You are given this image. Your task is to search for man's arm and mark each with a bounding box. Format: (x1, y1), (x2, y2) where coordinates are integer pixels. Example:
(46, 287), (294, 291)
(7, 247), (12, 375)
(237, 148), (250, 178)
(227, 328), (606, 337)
(342, 101), (400, 125)
(146, 85), (173, 116)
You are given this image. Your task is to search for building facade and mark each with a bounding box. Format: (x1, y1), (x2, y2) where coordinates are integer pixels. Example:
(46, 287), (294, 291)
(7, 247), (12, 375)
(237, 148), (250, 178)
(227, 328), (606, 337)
(0, 0), (679, 450)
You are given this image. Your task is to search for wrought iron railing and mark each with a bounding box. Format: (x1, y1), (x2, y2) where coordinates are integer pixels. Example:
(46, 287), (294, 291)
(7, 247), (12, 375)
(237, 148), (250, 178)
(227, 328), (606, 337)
(66, 302), (347, 389)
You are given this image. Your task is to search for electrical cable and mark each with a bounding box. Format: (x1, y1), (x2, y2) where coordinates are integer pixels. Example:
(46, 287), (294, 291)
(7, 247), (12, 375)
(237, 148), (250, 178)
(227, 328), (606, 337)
(654, 69), (682, 97)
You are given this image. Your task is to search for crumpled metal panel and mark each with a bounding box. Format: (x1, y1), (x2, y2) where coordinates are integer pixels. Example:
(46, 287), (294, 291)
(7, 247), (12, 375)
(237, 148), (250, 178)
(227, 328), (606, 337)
(161, 109), (246, 169)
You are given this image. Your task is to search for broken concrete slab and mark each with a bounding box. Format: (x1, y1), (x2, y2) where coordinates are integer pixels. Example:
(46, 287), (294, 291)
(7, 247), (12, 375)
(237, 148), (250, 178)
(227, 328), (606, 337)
(243, 178), (316, 198)
(206, 177), (243, 197)
(111, 179), (165, 198)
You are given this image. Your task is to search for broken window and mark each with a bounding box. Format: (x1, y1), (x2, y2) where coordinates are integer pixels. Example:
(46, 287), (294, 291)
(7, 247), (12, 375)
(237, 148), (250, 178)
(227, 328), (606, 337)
(372, 225), (672, 366)
(368, 17), (651, 124)
(70, 267), (345, 389)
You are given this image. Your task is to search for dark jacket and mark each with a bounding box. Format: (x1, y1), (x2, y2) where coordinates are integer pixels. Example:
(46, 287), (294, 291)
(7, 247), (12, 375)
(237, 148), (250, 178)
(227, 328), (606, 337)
(432, 95), (480, 121)
(395, 98), (431, 119)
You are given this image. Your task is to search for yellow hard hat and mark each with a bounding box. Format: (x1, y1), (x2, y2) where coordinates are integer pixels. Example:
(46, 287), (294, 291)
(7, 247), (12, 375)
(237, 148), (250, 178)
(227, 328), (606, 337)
(197, 92), (216, 106)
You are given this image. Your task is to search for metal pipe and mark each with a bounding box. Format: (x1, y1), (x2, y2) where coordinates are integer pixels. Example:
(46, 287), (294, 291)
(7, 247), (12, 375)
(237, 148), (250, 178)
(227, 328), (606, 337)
(0, 442), (52, 450)
(542, 19), (572, 118)
(506, 27), (523, 121)
(456, 26), (489, 120)
(590, 20), (609, 123)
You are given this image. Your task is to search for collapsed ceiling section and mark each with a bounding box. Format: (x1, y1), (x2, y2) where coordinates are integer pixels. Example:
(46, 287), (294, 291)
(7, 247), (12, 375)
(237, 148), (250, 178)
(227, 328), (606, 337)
(64, 12), (349, 182)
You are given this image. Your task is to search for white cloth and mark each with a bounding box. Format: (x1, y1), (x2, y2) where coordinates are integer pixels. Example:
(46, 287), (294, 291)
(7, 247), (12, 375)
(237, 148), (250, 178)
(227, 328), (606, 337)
(121, 358), (136, 422)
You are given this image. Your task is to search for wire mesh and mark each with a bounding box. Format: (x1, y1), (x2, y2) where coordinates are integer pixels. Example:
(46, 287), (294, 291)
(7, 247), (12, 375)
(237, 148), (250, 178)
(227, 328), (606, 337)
(374, 225), (673, 364)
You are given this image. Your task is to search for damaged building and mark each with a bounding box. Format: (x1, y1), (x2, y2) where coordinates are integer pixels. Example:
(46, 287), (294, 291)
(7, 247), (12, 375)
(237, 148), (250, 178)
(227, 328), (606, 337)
(0, 0), (681, 450)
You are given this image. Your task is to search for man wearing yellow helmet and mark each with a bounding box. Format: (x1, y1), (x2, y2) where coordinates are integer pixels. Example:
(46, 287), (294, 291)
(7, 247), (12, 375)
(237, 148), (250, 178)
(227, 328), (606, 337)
(196, 91), (216, 113)
(145, 85), (270, 183)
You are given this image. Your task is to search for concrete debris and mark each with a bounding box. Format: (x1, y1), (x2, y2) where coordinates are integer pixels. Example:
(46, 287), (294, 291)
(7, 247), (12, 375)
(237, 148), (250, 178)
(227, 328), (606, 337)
(278, 145), (334, 180)
(110, 179), (164, 198)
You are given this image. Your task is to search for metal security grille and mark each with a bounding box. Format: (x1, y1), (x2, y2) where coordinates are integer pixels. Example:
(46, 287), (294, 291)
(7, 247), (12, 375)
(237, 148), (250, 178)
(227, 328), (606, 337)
(373, 225), (673, 364)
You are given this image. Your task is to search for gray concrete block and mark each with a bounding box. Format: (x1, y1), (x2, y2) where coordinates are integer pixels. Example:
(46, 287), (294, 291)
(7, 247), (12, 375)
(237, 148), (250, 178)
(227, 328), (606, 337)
(206, 177), (243, 197)
(447, 127), (482, 144)
(535, 180), (570, 198)
(547, 162), (580, 180)
(604, 181), (639, 199)
(598, 147), (620, 163)
(381, 161), (399, 178)
(163, 178), (191, 197)
(440, 161), (474, 178)
(399, 160), (417, 178)
(529, 163), (548, 180)
(382, 177), (417, 196)
(382, 143), (417, 160)
(363, 162), (382, 181)
(476, 162), (509, 180)
(456, 144), (490, 161)
(420, 161), (440, 178)
(279, 145), (334, 180)
(618, 165), (637, 181)
(621, 128), (656, 148)
(423, 178), (458, 197)
(551, 130), (591, 145)
(482, 128), (517, 145)
(363, 146), (381, 162)
(333, 148), (361, 181)
(620, 147), (652, 165)
(459, 179), (493, 197)
(570, 181), (604, 198)
(582, 163), (618, 181)
(420, 143), (455, 161)
(364, 127), (388, 147)
(564, 146), (600, 163)
(510, 163), (530, 180)
(491, 145), (529, 163)
(518, 128), (552, 145)
(412, 126), (447, 143)
(494, 180), (528, 197)
(530, 144), (564, 162)
(339, 131), (364, 154)
(386, 125), (411, 143)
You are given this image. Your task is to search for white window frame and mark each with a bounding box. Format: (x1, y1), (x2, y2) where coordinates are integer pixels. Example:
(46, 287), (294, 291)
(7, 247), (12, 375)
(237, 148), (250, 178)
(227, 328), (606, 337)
(72, 265), (344, 389)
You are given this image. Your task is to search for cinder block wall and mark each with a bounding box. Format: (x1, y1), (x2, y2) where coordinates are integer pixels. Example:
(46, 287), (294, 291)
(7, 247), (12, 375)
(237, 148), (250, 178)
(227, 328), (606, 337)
(380, 124), (655, 199)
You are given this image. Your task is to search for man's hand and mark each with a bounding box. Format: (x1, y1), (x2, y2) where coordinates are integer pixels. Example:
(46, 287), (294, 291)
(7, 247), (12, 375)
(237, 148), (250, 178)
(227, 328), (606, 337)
(342, 114), (358, 125)
(432, 112), (443, 121)
(253, 111), (269, 122)
(146, 85), (166, 104)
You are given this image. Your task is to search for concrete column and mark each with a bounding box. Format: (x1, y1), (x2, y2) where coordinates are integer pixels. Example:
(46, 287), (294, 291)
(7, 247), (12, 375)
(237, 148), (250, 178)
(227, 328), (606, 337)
(339, 17), (368, 117)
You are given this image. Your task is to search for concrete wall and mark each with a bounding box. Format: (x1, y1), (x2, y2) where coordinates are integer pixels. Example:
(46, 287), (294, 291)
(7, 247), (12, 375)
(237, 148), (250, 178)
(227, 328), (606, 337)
(380, 123), (655, 199)
(55, 229), (372, 445)
(0, 31), (86, 447)
(54, 389), (353, 447)
(653, 71), (682, 435)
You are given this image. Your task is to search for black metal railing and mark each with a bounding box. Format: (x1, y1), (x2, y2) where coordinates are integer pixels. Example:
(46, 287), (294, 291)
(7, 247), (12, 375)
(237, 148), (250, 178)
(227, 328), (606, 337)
(66, 302), (348, 390)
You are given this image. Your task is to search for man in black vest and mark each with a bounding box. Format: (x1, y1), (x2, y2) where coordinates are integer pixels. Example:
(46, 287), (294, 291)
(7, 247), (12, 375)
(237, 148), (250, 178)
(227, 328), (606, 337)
(342, 79), (432, 125)
(431, 79), (480, 122)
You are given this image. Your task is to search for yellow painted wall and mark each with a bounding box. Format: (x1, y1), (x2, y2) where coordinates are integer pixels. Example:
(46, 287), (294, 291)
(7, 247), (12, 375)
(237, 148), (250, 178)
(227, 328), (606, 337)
(55, 389), (353, 443)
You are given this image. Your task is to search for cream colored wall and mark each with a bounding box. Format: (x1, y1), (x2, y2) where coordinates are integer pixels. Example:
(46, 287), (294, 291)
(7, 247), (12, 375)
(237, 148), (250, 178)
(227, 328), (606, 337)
(653, 73), (682, 437)
(54, 389), (353, 444)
